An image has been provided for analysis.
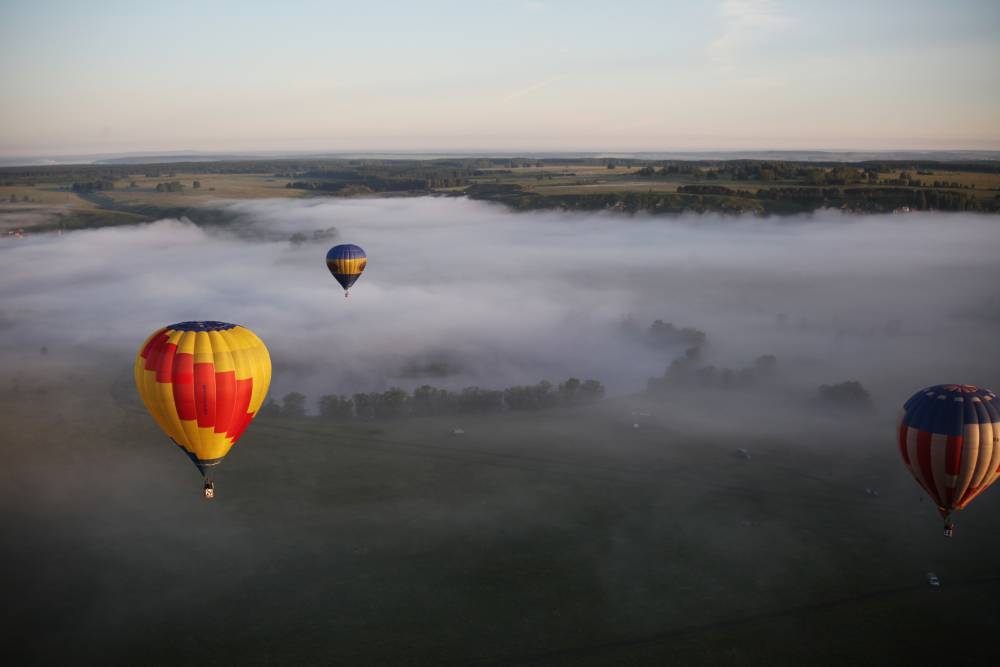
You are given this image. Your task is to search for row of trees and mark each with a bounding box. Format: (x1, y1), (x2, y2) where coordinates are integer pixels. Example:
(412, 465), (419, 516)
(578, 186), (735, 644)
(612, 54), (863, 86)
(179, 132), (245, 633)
(634, 162), (869, 185)
(647, 352), (778, 393)
(71, 180), (115, 192)
(289, 227), (338, 245)
(259, 378), (607, 421)
(644, 343), (876, 413)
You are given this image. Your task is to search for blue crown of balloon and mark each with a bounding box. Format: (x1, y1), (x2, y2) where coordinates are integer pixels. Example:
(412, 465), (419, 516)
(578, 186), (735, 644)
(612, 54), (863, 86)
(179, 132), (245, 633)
(167, 321), (238, 332)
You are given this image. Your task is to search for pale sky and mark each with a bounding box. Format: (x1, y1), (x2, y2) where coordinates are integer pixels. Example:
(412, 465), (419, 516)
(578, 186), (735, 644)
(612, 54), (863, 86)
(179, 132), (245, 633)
(2, 0), (999, 157)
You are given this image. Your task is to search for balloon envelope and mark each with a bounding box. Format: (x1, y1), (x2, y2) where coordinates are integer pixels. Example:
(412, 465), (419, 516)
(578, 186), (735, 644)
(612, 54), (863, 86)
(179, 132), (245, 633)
(134, 321), (271, 475)
(326, 244), (367, 291)
(897, 384), (1000, 514)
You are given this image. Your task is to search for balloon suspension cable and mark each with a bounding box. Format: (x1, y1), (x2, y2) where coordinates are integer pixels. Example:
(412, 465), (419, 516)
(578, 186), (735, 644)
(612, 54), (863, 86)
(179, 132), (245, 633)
(938, 508), (954, 537)
(203, 474), (216, 500)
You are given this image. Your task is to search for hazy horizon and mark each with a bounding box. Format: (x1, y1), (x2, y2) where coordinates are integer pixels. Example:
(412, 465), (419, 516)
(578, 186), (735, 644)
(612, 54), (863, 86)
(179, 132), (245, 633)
(3, 0), (999, 157)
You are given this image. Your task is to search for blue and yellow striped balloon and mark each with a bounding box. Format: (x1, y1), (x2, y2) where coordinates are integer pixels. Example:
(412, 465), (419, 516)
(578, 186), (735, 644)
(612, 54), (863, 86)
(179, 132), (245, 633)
(326, 244), (367, 295)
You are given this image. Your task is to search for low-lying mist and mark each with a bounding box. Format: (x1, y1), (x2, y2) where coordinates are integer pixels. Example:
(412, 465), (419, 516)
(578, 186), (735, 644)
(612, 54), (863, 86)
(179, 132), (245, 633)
(4, 196), (1000, 665)
(1, 197), (998, 414)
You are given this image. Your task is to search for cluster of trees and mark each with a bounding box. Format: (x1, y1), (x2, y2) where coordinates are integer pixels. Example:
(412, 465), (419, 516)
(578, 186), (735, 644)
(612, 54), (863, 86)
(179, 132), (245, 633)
(155, 181), (184, 192)
(749, 185), (989, 213)
(470, 183), (1000, 215)
(647, 352), (778, 393)
(817, 381), (874, 412)
(879, 176), (924, 187)
(260, 391), (308, 418)
(632, 161), (990, 192)
(677, 185), (755, 197)
(619, 317), (707, 351)
(841, 187), (987, 212)
(800, 167), (866, 186)
(286, 176), (427, 193)
(289, 227), (339, 245)
(71, 180), (115, 192)
(259, 378), (606, 421)
(880, 171), (974, 190)
(635, 163), (704, 177)
(638, 162), (834, 181)
(286, 163), (474, 191)
(648, 319), (706, 349)
(287, 181), (369, 193)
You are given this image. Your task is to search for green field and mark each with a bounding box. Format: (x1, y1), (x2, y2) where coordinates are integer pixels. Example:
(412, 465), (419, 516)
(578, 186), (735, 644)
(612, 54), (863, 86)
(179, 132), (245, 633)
(99, 172), (305, 208)
(3, 157), (998, 237)
(0, 173), (303, 232)
(4, 352), (998, 665)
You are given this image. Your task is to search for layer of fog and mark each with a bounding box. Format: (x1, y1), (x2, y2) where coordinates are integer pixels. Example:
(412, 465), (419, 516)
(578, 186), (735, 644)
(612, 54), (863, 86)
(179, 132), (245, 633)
(1, 197), (998, 415)
(6, 197), (1000, 666)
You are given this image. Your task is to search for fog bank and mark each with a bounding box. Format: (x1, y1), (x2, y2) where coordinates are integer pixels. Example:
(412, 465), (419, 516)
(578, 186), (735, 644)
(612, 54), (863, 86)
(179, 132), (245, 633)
(1, 197), (998, 410)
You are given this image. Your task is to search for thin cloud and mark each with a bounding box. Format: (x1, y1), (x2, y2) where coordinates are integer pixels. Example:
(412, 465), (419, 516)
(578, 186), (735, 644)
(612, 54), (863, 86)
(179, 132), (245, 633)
(503, 77), (561, 103)
(708, 0), (794, 72)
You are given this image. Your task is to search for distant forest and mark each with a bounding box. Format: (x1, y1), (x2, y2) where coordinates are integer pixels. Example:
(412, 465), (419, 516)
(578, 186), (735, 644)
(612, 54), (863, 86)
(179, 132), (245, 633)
(2, 155), (998, 218)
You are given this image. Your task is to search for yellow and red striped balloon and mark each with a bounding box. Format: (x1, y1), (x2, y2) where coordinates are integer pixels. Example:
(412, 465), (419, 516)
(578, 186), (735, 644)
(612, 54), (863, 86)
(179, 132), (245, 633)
(134, 321), (271, 476)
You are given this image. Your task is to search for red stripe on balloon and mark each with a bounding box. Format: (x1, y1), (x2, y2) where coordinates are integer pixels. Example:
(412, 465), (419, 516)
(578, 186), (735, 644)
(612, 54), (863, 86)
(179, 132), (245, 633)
(214, 370), (236, 435)
(945, 435), (963, 475)
(194, 363), (216, 428)
(141, 329), (167, 359)
(172, 353), (196, 420)
(897, 423), (910, 464)
(916, 431), (941, 505)
(143, 332), (169, 372)
(229, 378), (253, 440)
(156, 343), (177, 383)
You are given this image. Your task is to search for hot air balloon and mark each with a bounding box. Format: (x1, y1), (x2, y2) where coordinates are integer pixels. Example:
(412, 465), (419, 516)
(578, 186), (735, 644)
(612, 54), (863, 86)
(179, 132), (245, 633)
(134, 321), (271, 498)
(897, 384), (1000, 536)
(326, 244), (367, 297)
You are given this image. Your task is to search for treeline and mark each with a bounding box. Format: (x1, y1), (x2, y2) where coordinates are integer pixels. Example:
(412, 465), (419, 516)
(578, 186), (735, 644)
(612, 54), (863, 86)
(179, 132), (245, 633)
(471, 184), (996, 215)
(679, 184), (990, 212)
(286, 176), (428, 193)
(636, 162), (868, 184)
(647, 350), (778, 393)
(259, 378), (606, 420)
(471, 188), (765, 215)
(71, 180), (115, 192)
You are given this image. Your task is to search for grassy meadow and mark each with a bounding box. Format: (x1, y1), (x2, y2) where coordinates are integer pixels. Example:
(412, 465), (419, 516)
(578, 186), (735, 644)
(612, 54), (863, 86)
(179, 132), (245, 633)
(3, 351), (998, 666)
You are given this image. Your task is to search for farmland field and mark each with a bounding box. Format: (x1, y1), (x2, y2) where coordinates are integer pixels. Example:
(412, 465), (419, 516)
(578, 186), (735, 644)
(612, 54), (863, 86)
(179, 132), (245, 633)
(3, 354), (998, 666)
